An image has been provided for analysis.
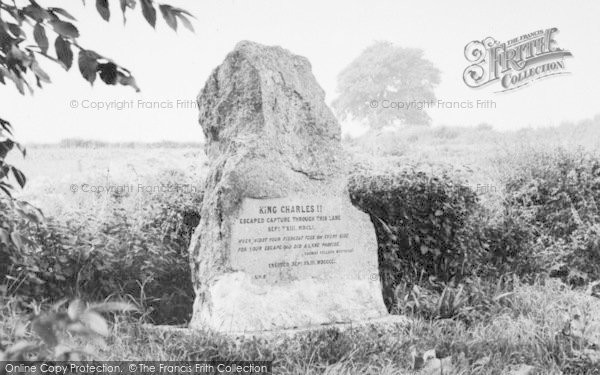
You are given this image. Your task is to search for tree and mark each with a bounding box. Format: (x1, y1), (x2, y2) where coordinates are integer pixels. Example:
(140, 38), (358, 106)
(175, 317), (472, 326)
(332, 41), (440, 130)
(0, 0), (194, 255)
(0, 0), (194, 196)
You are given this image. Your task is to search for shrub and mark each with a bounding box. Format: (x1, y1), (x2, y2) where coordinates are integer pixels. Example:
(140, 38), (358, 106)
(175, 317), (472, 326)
(476, 122), (493, 131)
(348, 162), (482, 307)
(1, 174), (202, 325)
(0, 298), (135, 362)
(503, 148), (600, 281)
(432, 126), (460, 140)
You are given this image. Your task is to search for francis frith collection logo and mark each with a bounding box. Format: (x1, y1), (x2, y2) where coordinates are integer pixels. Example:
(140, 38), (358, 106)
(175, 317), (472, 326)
(463, 28), (572, 92)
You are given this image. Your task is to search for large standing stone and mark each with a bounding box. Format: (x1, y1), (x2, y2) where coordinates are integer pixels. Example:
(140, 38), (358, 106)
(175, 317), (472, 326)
(189, 41), (388, 333)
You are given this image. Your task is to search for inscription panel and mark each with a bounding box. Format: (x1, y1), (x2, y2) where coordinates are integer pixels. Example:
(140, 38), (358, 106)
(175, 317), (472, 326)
(230, 196), (363, 282)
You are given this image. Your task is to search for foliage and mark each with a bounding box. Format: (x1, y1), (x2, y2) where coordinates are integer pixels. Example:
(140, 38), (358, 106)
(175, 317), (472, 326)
(0, 119), (26, 196)
(1, 173), (202, 325)
(0, 0), (195, 279)
(0, 0), (194, 197)
(503, 148), (600, 282)
(0, 0), (194, 94)
(0, 298), (135, 363)
(395, 275), (517, 324)
(0, 197), (44, 294)
(348, 162), (481, 307)
(332, 41), (440, 129)
(4, 279), (597, 374)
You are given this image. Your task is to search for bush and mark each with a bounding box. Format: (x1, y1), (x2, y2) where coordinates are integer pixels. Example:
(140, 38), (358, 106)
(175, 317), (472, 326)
(348, 162), (482, 308)
(1, 174), (202, 325)
(432, 126), (460, 140)
(503, 148), (600, 281)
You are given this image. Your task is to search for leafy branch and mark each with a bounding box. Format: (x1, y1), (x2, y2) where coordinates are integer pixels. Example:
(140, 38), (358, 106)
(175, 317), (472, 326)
(0, 299), (137, 361)
(0, 0), (195, 255)
(0, 0), (194, 196)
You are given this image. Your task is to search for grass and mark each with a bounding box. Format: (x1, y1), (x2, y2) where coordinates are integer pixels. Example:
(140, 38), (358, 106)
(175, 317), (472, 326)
(3, 116), (600, 372)
(2, 280), (599, 373)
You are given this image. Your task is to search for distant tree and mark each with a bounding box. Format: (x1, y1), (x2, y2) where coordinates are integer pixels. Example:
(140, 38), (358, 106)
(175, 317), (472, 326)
(332, 41), (440, 130)
(0, 0), (194, 196)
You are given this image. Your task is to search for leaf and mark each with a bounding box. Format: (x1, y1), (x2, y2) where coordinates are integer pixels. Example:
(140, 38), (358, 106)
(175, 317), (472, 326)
(55, 37), (73, 70)
(14, 77), (25, 95)
(31, 60), (51, 84)
(14, 142), (26, 157)
(140, 0), (156, 28)
(0, 183), (13, 197)
(98, 62), (117, 85)
(23, 5), (51, 22)
(96, 0), (110, 21)
(14, 321), (28, 338)
(4, 341), (43, 357)
(79, 311), (109, 336)
(119, 0), (137, 23)
(10, 231), (23, 249)
(176, 14), (194, 32)
(78, 50), (99, 85)
(0, 228), (9, 245)
(11, 166), (26, 188)
(50, 298), (70, 311)
(0, 117), (11, 133)
(65, 321), (89, 334)
(67, 299), (85, 320)
(159, 5), (177, 31)
(49, 7), (77, 21)
(50, 20), (80, 38)
(33, 24), (49, 54)
(32, 314), (58, 347)
(0, 139), (15, 159)
(6, 23), (25, 39)
(117, 74), (140, 92)
(119, 0), (128, 23)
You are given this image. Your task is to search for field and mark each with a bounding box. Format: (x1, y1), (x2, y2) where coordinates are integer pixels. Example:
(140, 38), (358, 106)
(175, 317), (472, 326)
(2, 118), (600, 374)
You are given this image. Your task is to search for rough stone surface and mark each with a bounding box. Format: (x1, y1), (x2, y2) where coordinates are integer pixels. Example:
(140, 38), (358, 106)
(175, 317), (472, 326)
(189, 41), (388, 333)
(148, 315), (408, 338)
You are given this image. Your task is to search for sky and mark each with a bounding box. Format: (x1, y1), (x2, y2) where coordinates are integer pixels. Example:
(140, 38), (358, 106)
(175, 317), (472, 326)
(1, 0), (599, 142)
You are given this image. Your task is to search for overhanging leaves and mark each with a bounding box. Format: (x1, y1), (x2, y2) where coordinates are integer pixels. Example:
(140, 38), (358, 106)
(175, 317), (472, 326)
(22, 4), (51, 23)
(49, 7), (77, 21)
(31, 60), (51, 84)
(0, 118), (12, 135)
(11, 166), (26, 188)
(140, 0), (157, 28)
(0, 139), (15, 159)
(98, 62), (117, 84)
(158, 5), (195, 32)
(33, 23), (49, 54)
(176, 13), (194, 32)
(119, 0), (136, 23)
(96, 0), (110, 22)
(159, 5), (177, 31)
(78, 50), (100, 85)
(55, 36), (74, 70)
(50, 20), (80, 39)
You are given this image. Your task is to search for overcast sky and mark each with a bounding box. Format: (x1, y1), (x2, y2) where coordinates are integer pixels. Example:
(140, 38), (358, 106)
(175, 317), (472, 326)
(1, 0), (599, 142)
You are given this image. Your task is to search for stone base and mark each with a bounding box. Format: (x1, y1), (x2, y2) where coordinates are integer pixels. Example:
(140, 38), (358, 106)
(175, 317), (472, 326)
(145, 315), (409, 338)
(189, 272), (389, 333)
(230, 315), (410, 338)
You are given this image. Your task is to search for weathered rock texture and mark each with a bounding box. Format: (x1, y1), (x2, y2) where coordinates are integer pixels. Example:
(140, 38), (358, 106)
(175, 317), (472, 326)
(189, 41), (388, 333)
